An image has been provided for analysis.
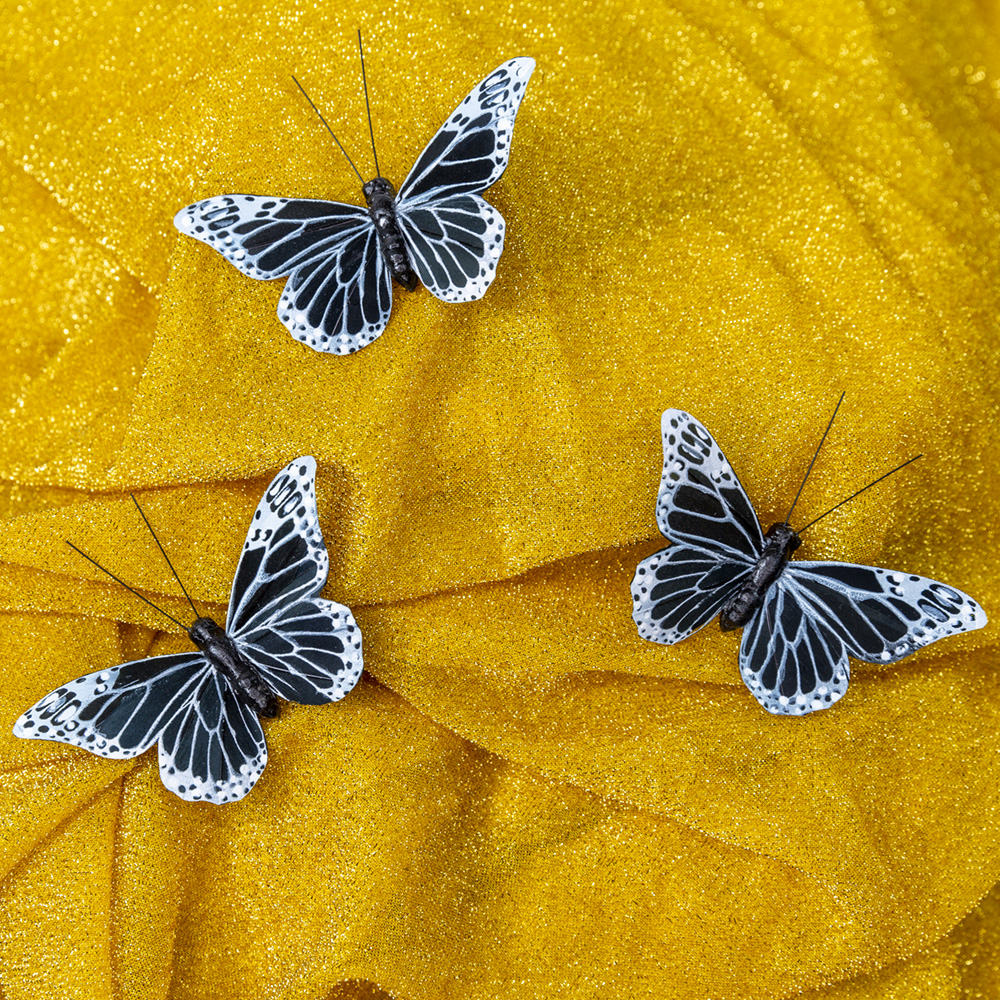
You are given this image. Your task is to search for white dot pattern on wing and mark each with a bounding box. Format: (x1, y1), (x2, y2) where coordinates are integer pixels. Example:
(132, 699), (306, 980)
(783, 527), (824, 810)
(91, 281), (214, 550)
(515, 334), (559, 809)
(160, 736), (266, 805)
(656, 411), (738, 527)
(175, 196), (299, 280)
(277, 278), (388, 356)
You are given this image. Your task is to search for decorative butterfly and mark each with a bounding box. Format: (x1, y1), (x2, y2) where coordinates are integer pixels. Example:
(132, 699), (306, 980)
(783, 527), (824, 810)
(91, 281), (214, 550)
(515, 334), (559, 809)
(174, 40), (535, 355)
(13, 457), (363, 803)
(631, 404), (988, 715)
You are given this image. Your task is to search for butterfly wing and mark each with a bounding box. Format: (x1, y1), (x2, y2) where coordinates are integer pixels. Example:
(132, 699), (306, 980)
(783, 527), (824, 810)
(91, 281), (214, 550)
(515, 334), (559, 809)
(13, 653), (270, 803)
(394, 57), (533, 303)
(174, 196), (371, 281)
(783, 561), (988, 664)
(276, 225), (391, 355)
(394, 195), (505, 303)
(226, 457), (328, 635)
(396, 57), (535, 206)
(632, 411), (763, 644)
(174, 196), (392, 354)
(13, 653), (209, 758)
(158, 669), (267, 804)
(738, 578), (851, 715)
(227, 456), (364, 705)
(654, 410), (765, 561)
(632, 544), (751, 644)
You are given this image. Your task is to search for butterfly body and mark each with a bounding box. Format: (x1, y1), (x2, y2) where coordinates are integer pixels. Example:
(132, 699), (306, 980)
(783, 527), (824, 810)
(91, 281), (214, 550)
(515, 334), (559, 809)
(188, 617), (278, 718)
(362, 177), (418, 291)
(175, 56), (535, 354)
(720, 523), (801, 631)
(632, 410), (987, 715)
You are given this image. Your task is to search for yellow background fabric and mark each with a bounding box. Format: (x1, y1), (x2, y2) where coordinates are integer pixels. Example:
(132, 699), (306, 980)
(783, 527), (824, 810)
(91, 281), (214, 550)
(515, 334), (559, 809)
(1, 0), (999, 995)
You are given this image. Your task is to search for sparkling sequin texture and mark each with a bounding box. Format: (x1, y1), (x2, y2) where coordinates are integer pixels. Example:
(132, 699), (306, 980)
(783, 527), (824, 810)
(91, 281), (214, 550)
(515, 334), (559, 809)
(1, 0), (1000, 996)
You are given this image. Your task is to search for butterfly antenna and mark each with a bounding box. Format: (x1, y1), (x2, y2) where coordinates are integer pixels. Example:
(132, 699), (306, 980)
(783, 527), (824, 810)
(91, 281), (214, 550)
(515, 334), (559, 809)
(130, 494), (200, 619)
(292, 75), (366, 184)
(796, 454), (923, 534)
(357, 29), (381, 178)
(65, 541), (188, 630)
(783, 391), (846, 528)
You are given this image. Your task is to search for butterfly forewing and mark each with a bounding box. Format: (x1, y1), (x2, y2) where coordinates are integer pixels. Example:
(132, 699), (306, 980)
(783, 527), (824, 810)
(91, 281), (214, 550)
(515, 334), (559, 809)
(782, 561), (987, 664)
(656, 410), (764, 563)
(174, 196), (373, 280)
(396, 57), (535, 206)
(158, 669), (267, 804)
(739, 579), (851, 715)
(226, 457), (329, 637)
(13, 653), (210, 759)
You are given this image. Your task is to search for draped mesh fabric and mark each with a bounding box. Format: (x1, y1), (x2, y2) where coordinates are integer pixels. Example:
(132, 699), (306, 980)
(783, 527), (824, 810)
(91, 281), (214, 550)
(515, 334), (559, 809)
(1, 0), (999, 996)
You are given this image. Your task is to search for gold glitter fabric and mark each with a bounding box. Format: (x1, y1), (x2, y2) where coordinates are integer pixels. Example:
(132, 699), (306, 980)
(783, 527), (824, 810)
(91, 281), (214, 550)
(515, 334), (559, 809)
(1, 0), (999, 996)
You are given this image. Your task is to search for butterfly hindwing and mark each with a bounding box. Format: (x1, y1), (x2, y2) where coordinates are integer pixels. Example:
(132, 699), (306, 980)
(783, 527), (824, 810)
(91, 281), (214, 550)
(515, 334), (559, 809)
(632, 544), (750, 645)
(395, 194), (505, 303)
(276, 223), (392, 354)
(13, 653), (210, 758)
(226, 457), (328, 637)
(739, 579), (851, 716)
(158, 668), (267, 804)
(174, 196), (391, 354)
(396, 57), (535, 206)
(656, 410), (764, 563)
(235, 597), (363, 705)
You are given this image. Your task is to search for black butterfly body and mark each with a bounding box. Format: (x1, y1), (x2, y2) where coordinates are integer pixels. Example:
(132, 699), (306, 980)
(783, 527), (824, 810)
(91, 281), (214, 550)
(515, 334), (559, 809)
(719, 522), (801, 630)
(14, 457), (364, 803)
(364, 176), (417, 291)
(186, 616), (278, 717)
(174, 57), (535, 355)
(631, 410), (988, 715)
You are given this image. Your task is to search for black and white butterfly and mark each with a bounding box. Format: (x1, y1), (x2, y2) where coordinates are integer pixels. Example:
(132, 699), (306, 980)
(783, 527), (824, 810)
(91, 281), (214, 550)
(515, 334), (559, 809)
(631, 408), (988, 715)
(13, 457), (363, 803)
(174, 46), (535, 355)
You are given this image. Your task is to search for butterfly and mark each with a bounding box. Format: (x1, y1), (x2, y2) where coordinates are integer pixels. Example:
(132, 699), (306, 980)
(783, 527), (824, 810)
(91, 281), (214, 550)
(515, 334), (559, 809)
(13, 457), (364, 803)
(174, 44), (535, 355)
(630, 407), (988, 715)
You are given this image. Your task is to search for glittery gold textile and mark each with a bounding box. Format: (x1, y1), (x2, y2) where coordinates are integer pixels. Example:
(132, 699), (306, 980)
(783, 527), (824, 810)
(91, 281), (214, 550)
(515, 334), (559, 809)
(1, 0), (999, 996)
